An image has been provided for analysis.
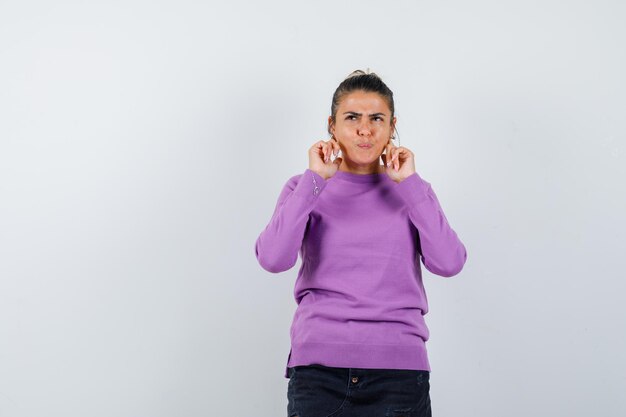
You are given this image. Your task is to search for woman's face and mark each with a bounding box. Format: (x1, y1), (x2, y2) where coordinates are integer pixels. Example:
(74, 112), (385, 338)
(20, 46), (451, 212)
(329, 90), (396, 172)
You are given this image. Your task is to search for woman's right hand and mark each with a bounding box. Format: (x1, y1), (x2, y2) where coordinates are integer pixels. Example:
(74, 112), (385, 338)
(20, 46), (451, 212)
(308, 138), (343, 180)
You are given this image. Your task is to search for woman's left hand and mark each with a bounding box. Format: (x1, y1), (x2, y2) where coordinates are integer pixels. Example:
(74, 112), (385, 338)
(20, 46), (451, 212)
(381, 144), (416, 183)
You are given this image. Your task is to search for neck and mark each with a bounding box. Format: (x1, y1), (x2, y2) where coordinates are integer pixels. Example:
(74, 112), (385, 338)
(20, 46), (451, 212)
(338, 161), (385, 175)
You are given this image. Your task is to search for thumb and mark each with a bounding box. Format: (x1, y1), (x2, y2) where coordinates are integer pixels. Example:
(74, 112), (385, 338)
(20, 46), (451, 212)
(332, 157), (343, 167)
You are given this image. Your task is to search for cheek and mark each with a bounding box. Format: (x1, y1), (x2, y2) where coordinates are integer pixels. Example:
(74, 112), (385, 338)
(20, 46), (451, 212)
(337, 123), (352, 132)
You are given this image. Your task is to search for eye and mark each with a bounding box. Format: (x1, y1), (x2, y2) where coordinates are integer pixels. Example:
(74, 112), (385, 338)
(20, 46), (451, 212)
(345, 115), (357, 120)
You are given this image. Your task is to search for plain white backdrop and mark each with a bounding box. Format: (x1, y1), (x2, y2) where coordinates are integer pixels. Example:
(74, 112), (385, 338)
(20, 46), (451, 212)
(1, 1), (625, 416)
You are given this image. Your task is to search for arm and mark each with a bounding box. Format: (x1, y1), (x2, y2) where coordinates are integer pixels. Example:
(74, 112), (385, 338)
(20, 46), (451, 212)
(254, 169), (327, 273)
(395, 172), (467, 277)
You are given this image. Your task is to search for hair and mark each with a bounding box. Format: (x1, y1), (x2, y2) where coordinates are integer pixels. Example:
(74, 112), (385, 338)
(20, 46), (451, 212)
(328, 69), (396, 137)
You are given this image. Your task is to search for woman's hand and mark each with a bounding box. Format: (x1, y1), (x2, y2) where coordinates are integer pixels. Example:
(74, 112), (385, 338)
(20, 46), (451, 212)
(309, 138), (343, 180)
(381, 143), (416, 183)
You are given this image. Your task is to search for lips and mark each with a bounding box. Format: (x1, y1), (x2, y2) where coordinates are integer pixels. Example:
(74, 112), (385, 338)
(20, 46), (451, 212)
(357, 143), (372, 148)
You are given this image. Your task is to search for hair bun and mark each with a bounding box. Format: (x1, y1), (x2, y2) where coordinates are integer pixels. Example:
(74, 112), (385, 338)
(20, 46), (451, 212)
(346, 68), (379, 79)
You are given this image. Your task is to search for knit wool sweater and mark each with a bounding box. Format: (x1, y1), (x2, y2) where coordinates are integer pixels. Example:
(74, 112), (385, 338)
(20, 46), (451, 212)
(255, 168), (467, 379)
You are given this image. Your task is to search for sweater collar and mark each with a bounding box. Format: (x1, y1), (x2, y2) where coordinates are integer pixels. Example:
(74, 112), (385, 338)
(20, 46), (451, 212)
(331, 169), (388, 183)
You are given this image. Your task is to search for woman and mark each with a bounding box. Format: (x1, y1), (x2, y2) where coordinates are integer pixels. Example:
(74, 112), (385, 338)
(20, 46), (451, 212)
(255, 70), (468, 417)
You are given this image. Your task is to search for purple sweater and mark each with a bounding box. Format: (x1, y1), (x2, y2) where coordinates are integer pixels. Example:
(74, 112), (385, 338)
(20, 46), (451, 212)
(255, 168), (467, 379)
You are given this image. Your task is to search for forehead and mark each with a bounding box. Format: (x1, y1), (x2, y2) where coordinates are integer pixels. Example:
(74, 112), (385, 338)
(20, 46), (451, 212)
(338, 90), (390, 114)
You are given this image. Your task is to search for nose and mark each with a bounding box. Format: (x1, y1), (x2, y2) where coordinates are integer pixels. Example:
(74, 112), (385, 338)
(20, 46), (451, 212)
(357, 120), (372, 136)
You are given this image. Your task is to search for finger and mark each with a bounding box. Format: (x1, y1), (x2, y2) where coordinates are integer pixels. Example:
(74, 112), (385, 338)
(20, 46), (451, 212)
(386, 143), (394, 167)
(328, 140), (336, 159)
(380, 144), (389, 168)
(315, 141), (326, 162)
(394, 148), (400, 171)
(314, 141), (323, 161)
(396, 148), (404, 171)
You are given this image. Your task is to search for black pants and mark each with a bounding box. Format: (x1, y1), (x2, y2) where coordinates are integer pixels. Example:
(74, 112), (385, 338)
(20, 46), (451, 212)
(287, 364), (432, 417)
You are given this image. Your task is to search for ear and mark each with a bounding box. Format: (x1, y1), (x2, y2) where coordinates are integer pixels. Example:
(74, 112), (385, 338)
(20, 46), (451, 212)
(328, 116), (335, 135)
(390, 116), (397, 142)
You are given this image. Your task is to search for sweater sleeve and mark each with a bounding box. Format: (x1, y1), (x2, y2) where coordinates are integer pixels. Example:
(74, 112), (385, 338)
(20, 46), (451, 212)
(255, 169), (328, 273)
(395, 172), (468, 277)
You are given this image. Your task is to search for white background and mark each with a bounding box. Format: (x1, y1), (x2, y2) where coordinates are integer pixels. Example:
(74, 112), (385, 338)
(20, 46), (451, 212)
(1, 1), (625, 416)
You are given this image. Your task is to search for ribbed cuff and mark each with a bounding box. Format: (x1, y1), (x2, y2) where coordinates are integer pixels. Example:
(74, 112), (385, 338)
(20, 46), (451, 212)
(285, 341), (431, 379)
(291, 169), (328, 201)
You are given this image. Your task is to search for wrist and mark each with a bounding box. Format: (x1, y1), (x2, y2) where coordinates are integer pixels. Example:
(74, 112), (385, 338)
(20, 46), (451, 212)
(309, 168), (328, 181)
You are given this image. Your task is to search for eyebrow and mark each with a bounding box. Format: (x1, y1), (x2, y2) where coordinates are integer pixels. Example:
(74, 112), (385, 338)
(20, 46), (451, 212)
(343, 111), (387, 117)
